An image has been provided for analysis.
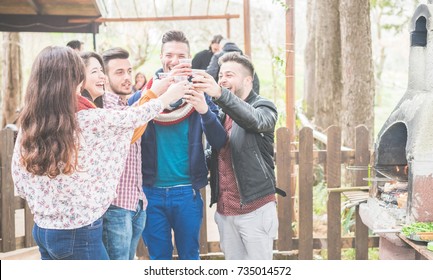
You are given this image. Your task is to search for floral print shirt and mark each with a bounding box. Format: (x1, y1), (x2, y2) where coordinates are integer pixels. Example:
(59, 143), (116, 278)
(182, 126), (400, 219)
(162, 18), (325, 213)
(12, 99), (163, 229)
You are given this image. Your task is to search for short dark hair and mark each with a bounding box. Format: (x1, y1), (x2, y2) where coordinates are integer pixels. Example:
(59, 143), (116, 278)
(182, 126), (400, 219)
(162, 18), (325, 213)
(211, 35), (224, 44)
(80, 51), (104, 72)
(161, 30), (189, 52)
(66, 40), (83, 50)
(101, 47), (129, 72)
(218, 52), (255, 77)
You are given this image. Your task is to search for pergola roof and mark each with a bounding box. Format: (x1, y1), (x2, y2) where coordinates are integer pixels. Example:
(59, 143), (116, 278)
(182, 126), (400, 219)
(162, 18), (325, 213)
(0, 0), (102, 33)
(0, 0), (240, 34)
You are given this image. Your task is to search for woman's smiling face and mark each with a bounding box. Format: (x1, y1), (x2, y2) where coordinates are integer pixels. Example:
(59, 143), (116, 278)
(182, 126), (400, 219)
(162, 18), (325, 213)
(84, 57), (105, 100)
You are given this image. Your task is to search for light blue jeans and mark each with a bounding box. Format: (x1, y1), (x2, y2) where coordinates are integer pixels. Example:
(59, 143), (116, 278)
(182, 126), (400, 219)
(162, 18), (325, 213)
(142, 186), (203, 260)
(102, 200), (146, 260)
(33, 218), (109, 260)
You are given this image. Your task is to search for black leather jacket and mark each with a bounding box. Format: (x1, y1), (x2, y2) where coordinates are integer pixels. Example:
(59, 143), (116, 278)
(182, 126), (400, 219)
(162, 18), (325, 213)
(209, 88), (278, 206)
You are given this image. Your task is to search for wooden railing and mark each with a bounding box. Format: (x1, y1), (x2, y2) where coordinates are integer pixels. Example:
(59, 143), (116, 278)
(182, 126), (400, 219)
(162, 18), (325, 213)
(0, 125), (379, 259)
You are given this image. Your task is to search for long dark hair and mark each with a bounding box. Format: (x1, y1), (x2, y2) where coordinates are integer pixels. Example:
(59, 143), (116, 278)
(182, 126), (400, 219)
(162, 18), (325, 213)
(18, 46), (86, 178)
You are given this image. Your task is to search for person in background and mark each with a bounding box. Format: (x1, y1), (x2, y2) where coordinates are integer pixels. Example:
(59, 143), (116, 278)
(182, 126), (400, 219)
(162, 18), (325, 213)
(206, 39), (260, 94)
(132, 72), (148, 93)
(192, 52), (281, 260)
(192, 34), (223, 70)
(128, 30), (227, 260)
(11, 46), (186, 260)
(66, 40), (84, 52)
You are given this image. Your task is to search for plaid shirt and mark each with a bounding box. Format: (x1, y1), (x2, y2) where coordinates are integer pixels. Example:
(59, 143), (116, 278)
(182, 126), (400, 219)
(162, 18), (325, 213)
(103, 92), (147, 211)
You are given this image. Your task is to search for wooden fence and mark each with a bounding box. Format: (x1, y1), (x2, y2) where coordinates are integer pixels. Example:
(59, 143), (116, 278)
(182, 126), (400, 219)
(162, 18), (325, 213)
(0, 125), (379, 259)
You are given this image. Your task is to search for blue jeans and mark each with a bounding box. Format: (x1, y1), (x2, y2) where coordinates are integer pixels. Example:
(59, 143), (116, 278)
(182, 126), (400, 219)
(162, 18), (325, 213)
(33, 218), (109, 260)
(102, 200), (146, 260)
(142, 186), (203, 260)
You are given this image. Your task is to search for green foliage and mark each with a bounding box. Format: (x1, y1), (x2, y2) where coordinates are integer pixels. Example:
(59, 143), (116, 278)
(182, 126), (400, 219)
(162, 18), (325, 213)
(313, 165), (327, 215)
(272, 0), (289, 10)
(316, 248), (379, 260)
(402, 222), (433, 236)
(341, 206), (356, 235)
(370, 0), (423, 34)
(272, 55), (285, 72)
(275, 111), (287, 130)
(341, 248), (380, 260)
(313, 182), (327, 216)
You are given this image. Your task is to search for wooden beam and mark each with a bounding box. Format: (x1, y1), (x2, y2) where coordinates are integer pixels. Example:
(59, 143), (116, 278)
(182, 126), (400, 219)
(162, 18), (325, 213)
(276, 128), (293, 251)
(189, 0), (193, 16)
(114, 0), (123, 18)
(1, 129), (16, 252)
(327, 126), (342, 260)
(133, 0), (140, 18)
(0, 15), (101, 33)
(153, 0), (158, 17)
(243, 0), (251, 57)
(91, 0), (102, 16)
(354, 126), (370, 260)
(26, 0), (43, 15)
(290, 149), (356, 165)
(285, 0), (295, 135)
(298, 128), (314, 259)
(225, 0), (230, 14)
(171, 0), (174, 16)
(206, 0), (211, 15)
(69, 14), (240, 23)
(226, 17), (231, 39)
(204, 236), (380, 253)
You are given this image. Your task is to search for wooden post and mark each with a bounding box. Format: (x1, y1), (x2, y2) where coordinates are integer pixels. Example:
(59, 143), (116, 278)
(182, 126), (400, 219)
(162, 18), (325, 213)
(243, 0), (251, 57)
(226, 17), (231, 39)
(355, 125), (370, 260)
(276, 127), (293, 251)
(24, 202), (36, 248)
(285, 0), (295, 132)
(199, 188), (208, 255)
(0, 128), (17, 252)
(326, 126), (342, 260)
(298, 127), (313, 259)
(285, 1), (297, 227)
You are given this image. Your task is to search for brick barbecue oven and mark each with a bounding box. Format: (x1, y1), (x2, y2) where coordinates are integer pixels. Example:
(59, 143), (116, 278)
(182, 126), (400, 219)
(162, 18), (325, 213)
(359, 1), (433, 259)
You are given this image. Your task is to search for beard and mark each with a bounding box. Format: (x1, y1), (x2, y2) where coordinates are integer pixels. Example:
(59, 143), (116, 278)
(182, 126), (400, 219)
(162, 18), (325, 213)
(234, 88), (244, 99)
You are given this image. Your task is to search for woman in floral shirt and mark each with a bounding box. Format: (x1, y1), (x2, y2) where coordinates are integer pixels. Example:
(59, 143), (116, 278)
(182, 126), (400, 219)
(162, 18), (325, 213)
(11, 46), (186, 260)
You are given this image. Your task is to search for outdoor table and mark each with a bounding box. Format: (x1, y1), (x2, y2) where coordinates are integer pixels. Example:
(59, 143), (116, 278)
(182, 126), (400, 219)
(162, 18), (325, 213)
(399, 234), (433, 260)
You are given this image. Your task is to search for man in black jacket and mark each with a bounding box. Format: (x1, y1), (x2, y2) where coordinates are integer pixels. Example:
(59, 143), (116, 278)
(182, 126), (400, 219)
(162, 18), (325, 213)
(192, 34), (223, 70)
(192, 52), (278, 260)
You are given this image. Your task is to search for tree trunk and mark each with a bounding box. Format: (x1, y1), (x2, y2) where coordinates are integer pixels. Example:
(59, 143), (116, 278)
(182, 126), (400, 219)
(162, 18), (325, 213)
(314, 0), (342, 131)
(2, 32), (22, 127)
(340, 0), (375, 147)
(304, 0), (316, 118)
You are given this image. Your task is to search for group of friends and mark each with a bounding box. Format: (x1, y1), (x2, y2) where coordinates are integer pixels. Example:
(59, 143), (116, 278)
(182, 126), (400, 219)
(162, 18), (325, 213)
(11, 30), (283, 260)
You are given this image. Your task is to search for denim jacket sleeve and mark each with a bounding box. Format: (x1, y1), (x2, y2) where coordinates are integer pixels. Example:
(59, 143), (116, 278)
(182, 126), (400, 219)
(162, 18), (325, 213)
(128, 90), (142, 106)
(214, 88), (277, 133)
(200, 94), (227, 150)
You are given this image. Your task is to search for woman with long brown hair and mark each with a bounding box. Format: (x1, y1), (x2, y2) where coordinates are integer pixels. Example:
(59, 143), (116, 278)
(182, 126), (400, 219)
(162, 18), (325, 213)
(11, 46), (186, 260)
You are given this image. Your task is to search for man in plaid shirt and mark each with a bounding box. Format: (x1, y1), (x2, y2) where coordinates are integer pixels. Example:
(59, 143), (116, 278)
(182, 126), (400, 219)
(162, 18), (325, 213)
(101, 47), (146, 260)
